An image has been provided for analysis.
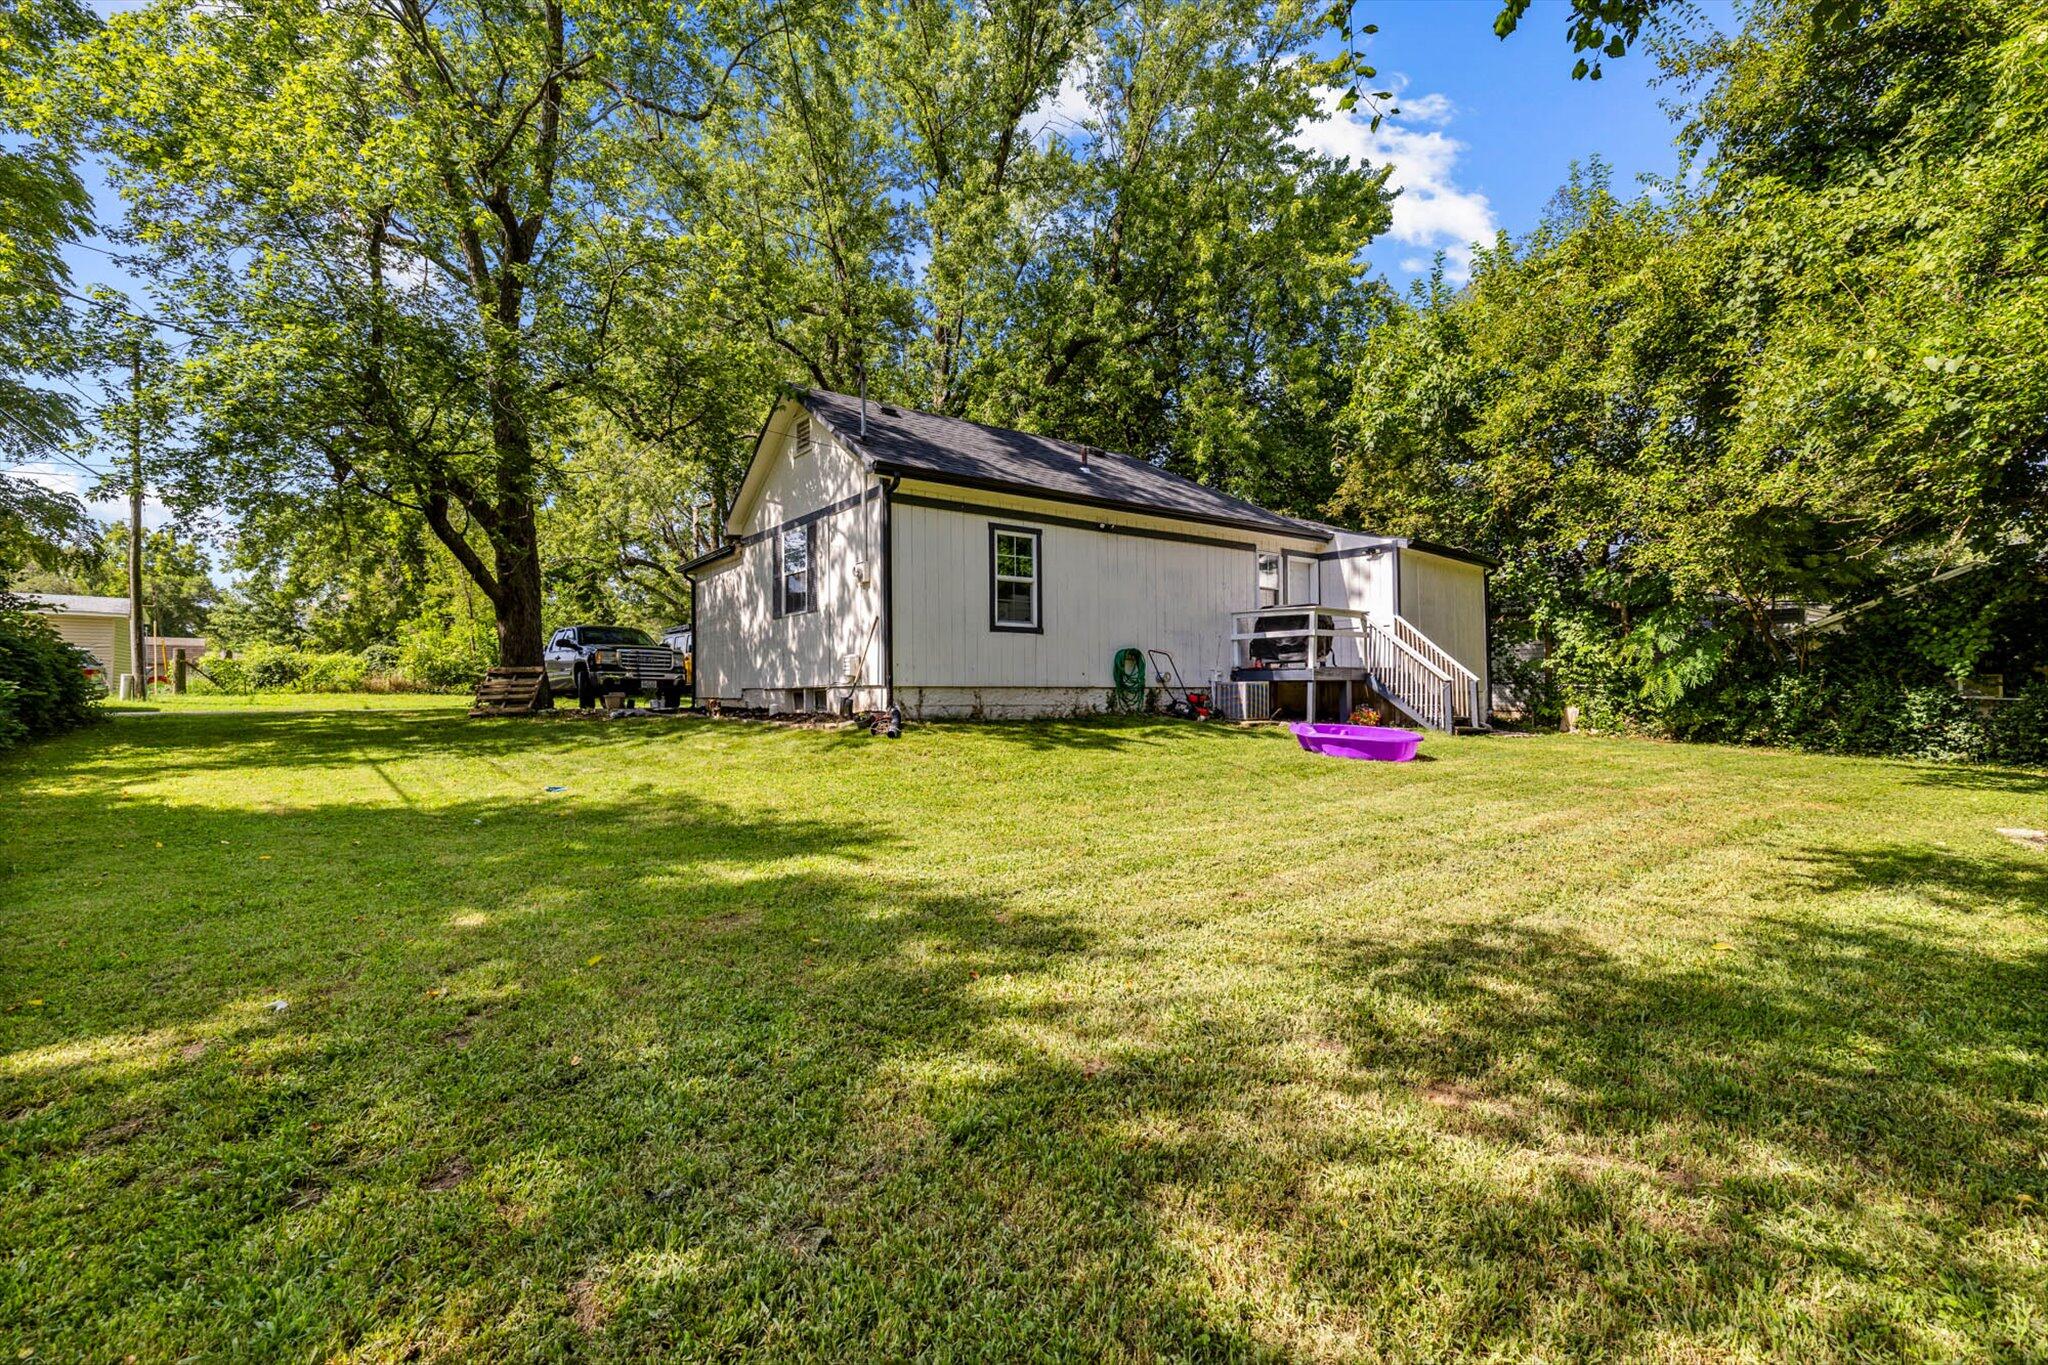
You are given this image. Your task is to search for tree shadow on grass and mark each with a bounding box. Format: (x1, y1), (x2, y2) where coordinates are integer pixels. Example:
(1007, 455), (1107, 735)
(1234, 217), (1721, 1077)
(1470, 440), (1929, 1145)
(910, 715), (1281, 754)
(9, 707), (642, 783)
(1900, 762), (2048, 796)
(1267, 912), (2047, 1352)
(728, 890), (2048, 1357)
(7, 722), (2046, 1359)
(1790, 840), (2048, 915)
(1331, 916), (2047, 1185)
(0, 775), (1136, 1358)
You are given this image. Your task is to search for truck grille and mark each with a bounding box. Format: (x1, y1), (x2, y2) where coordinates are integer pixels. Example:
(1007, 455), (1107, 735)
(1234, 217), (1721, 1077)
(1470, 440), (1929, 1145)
(614, 647), (676, 680)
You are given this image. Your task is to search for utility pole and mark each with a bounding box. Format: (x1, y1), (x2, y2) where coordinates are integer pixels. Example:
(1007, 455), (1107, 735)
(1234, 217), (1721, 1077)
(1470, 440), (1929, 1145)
(126, 340), (146, 700)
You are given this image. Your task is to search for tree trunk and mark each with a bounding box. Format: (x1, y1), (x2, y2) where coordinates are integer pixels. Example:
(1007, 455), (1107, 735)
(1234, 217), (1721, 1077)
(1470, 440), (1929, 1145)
(493, 500), (545, 667)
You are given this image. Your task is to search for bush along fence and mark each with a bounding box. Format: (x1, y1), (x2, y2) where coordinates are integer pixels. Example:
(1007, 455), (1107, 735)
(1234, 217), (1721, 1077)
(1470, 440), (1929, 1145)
(195, 641), (491, 695)
(1497, 567), (2048, 769)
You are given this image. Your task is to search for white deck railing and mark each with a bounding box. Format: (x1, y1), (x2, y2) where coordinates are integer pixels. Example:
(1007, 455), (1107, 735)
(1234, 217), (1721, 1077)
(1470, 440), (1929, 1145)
(1226, 606), (1479, 731)
(1362, 620), (1454, 731)
(1228, 605), (1369, 672)
(1389, 616), (1483, 725)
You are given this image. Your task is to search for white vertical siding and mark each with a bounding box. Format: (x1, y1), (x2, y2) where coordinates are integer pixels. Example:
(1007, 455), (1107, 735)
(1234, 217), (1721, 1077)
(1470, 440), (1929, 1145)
(1318, 536), (1397, 668)
(694, 400), (883, 704)
(695, 403), (1493, 718)
(42, 613), (128, 678)
(734, 406), (872, 533)
(891, 485), (1323, 693)
(1397, 550), (1490, 697)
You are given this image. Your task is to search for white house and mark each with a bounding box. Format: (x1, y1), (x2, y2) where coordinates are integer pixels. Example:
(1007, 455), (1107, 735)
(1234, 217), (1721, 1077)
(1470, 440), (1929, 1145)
(685, 389), (1493, 729)
(22, 594), (134, 685)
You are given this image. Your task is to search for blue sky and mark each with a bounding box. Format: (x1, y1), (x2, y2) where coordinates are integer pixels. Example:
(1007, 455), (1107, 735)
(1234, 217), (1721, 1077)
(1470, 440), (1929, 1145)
(1314, 0), (1723, 289)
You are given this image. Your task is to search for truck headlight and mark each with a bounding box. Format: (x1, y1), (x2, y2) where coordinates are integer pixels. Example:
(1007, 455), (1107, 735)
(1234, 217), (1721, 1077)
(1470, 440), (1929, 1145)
(594, 650), (616, 665)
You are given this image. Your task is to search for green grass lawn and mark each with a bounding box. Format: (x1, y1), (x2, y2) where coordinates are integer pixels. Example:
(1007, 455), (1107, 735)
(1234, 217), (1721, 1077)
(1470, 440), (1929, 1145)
(103, 689), (475, 713)
(3, 704), (2045, 1361)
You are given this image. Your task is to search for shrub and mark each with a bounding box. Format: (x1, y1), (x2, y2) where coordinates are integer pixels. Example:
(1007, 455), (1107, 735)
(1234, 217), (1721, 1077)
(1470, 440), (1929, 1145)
(200, 637), (485, 695)
(0, 601), (99, 750)
(200, 644), (366, 694)
(1983, 682), (2048, 769)
(393, 614), (494, 690)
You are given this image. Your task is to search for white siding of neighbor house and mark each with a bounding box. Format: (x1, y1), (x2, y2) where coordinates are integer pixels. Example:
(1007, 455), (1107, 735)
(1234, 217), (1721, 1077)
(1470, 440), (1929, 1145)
(1398, 549), (1490, 697)
(692, 400), (885, 709)
(890, 480), (1325, 713)
(42, 612), (129, 679)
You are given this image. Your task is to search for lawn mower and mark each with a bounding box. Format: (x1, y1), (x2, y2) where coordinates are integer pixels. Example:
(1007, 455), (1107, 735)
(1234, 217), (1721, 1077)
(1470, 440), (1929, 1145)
(1146, 648), (1211, 720)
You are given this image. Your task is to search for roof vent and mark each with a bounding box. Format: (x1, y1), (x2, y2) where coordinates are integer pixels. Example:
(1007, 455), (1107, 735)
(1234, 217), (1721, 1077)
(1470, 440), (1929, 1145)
(1078, 445), (1097, 469)
(879, 403), (900, 417)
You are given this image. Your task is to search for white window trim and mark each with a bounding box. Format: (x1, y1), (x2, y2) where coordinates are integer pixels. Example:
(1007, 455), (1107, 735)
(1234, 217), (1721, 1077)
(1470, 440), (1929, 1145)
(989, 524), (1042, 633)
(777, 523), (815, 617)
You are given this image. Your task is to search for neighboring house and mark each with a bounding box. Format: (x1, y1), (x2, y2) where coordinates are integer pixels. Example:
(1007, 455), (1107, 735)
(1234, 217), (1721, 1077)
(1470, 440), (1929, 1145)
(685, 389), (1494, 728)
(22, 594), (134, 683)
(145, 636), (210, 682)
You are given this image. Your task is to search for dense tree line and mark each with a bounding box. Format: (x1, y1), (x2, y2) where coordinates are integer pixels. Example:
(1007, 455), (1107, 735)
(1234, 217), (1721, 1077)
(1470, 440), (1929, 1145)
(1334, 0), (2046, 757)
(22, 0), (1399, 666)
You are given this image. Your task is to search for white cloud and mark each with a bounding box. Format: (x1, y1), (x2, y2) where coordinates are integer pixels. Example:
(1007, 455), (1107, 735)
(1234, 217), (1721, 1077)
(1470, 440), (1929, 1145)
(1293, 81), (1496, 282)
(1393, 89), (1456, 126)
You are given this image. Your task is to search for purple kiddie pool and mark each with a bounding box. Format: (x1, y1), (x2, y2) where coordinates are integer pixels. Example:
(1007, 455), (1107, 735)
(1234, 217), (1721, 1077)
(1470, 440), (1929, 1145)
(1291, 722), (1423, 762)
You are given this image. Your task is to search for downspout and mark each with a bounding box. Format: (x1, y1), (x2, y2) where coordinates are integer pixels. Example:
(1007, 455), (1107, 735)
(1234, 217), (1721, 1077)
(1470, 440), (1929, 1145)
(1481, 567), (1493, 725)
(682, 568), (698, 705)
(879, 475), (897, 709)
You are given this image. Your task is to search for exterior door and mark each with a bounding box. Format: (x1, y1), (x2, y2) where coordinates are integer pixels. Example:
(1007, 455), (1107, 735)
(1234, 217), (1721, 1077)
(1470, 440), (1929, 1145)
(1283, 553), (1317, 606)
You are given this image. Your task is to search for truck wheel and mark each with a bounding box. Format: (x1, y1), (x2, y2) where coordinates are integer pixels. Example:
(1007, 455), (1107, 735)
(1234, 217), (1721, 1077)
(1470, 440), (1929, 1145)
(575, 667), (597, 709)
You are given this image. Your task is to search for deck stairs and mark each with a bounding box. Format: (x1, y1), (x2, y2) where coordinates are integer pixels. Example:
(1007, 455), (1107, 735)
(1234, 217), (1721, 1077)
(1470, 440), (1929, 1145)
(1361, 615), (1487, 733)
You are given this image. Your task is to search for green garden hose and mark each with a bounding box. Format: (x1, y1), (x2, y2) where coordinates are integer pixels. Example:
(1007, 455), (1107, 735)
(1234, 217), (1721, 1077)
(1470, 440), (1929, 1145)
(1111, 647), (1147, 713)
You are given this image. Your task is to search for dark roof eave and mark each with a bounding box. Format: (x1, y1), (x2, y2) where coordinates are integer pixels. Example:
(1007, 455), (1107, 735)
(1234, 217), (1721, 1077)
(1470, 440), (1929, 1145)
(1398, 537), (1499, 570)
(871, 461), (1326, 541)
(680, 543), (741, 574)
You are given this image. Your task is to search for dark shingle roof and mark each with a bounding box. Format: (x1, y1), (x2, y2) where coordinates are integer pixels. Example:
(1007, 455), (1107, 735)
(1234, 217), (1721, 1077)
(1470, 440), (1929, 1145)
(800, 389), (1322, 539)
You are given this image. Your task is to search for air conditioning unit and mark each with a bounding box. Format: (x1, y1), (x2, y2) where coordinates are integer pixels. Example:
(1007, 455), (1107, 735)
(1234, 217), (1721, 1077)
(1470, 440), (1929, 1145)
(1209, 676), (1273, 722)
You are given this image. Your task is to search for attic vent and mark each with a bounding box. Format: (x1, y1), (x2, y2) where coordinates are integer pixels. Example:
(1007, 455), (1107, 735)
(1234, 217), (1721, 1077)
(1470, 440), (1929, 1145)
(1078, 445), (1098, 469)
(879, 404), (900, 416)
(794, 415), (814, 459)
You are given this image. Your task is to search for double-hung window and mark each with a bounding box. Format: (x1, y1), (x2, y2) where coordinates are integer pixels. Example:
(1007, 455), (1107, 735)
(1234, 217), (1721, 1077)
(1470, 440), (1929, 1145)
(778, 523), (814, 617)
(990, 525), (1041, 632)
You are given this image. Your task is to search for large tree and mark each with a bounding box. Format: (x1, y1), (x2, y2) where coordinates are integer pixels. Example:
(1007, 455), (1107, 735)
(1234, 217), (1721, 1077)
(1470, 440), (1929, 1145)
(0, 0), (94, 577)
(701, 0), (1394, 517)
(64, 0), (780, 665)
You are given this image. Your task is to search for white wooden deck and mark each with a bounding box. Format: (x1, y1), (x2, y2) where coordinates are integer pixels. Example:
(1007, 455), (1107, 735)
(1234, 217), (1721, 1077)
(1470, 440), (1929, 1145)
(1227, 606), (1484, 730)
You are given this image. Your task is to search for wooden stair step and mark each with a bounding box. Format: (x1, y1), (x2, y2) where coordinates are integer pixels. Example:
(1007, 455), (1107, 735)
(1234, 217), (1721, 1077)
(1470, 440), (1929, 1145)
(470, 667), (548, 717)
